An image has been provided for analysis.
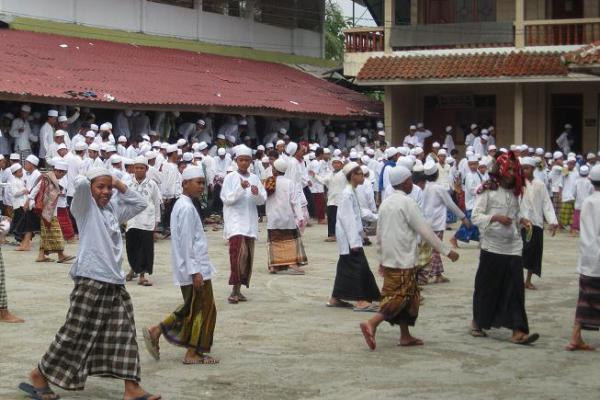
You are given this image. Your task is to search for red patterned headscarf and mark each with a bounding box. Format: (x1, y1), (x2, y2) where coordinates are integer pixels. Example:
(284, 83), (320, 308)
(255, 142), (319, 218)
(490, 151), (524, 196)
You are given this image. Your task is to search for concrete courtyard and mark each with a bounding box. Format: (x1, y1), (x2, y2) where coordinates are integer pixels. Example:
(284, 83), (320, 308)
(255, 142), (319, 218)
(0, 222), (598, 400)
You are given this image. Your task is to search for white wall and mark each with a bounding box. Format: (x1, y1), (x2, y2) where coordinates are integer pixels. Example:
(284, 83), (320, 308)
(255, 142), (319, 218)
(0, 0), (324, 58)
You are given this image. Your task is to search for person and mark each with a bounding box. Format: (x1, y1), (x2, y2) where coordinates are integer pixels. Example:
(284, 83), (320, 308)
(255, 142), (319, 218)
(312, 156), (345, 242)
(16, 155), (41, 251)
(572, 165), (594, 235)
(520, 157), (558, 290)
(18, 168), (160, 400)
(28, 160), (75, 263)
(327, 162), (380, 312)
(560, 156), (578, 233)
(265, 158), (307, 274)
(422, 161), (468, 283)
(159, 145), (181, 237)
(220, 145), (266, 304)
(443, 126), (455, 153)
(470, 152), (539, 345)
(0, 216), (23, 323)
(308, 148), (327, 224)
(10, 163), (28, 245)
(284, 142), (310, 233)
(125, 156), (161, 286)
(556, 124), (573, 155)
(9, 105), (34, 162)
(143, 166), (219, 365)
(359, 166), (459, 350)
(451, 156), (482, 248)
(566, 164), (600, 351)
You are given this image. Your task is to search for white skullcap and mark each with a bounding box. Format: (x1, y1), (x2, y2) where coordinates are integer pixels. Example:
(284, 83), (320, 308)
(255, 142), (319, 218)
(377, 130), (386, 137)
(195, 141), (207, 151)
(388, 166), (412, 186)
(333, 149), (342, 157)
(261, 156), (269, 163)
(217, 134), (226, 140)
(510, 144), (518, 151)
(10, 163), (22, 173)
(279, 128), (287, 134)
(468, 155), (479, 162)
(88, 143), (100, 152)
(466, 151), (474, 157)
(520, 157), (536, 167)
(520, 144), (529, 151)
(397, 156), (415, 170)
(90, 123), (99, 131)
(411, 147), (424, 156)
(360, 137), (367, 143)
(567, 155), (577, 162)
(47, 109), (59, 117)
(110, 155), (122, 164)
(227, 136), (236, 144)
(568, 152), (576, 159)
(100, 123), (110, 131)
(106, 145), (116, 153)
(21, 104), (32, 112)
(478, 160), (488, 167)
(276, 140), (285, 146)
(217, 148), (226, 156)
(445, 126), (453, 133)
(239, 120), (248, 127)
(25, 155), (39, 166)
(257, 145), (265, 151)
(553, 151), (563, 160)
(286, 142), (298, 156)
(500, 147), (508, 154)
(133, 156), (148, 166)
(438, 149), (447, 156)
(580, 165), (590, 176)
(565, 123), (572, 129)
(123, 158), (134, 166)
(141, 134), (150, 142)
(432, 142), (440, 148)
(423, 160), (438, 176)
(332, 137), (339, 143)
(118, 136), (127, 143)
(412, 163), (424, 173)
(342, 161), (360, 176)
(166, 144), (178, 154)
(488, 145), (497, 151)
(58, 116), (68, 123)
(57, 144), (67, 151)
(331, 156), (342, 163)
(54, 130), (66, 137)
(528, 148), (534, 154)
(273, 158), (288, 173)
(376, 121), (384, 129)
(367, 148), (375, 156)
(470, 123), (478, 130)
(236, 145), (252, 158)
(145, 151), (157, 160)
(587, 152), (596, 160)
(266, 143), (274, 148)
(85, 130), (96, 138)
(398, 147), (409, 156)
(328, 131), (335, 138)
(447, 157), (455, 165)
(590, 165), (600, 181)
(182, 152), (193, 162)
(323, 148), (331, 154)
(86, 167), (111, 180)
(544, 152), (552, 158)
(349, 151), (359, 160)
(409, 125), (417, 130)
(152, 141), (161, 148)
(177, 138), (187, 147)
(308, 153), (315, 160)
(197, 119), (206, 126)
(535, 148), (544, 155)
(181, 166), (204, 181)
(193, 152), (202, 159)
(481, 134), (489, 140)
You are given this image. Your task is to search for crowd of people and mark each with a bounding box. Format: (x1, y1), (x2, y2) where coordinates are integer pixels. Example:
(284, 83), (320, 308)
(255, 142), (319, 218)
(0, 103), (599, 400)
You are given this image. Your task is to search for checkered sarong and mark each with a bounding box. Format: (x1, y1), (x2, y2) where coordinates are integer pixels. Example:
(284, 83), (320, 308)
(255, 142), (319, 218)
(0, 248), (6, 309)
(559, 201), (575, 228)
(551, 192), (561, 220)
(39, 278), (140, 390)
(430, 231), (445, 277)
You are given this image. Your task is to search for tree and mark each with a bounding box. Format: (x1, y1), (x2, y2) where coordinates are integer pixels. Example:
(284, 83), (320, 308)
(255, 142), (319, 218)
(325, 0), (351, 61)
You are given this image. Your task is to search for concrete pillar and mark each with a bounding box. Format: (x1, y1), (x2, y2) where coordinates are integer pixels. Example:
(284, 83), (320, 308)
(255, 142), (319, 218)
(384, 86), (393, 143)
(514, 83), (524, 145)
(410, 0), (418, 25)
(384, 0), (395, 54)
(515, 0), (525, 48)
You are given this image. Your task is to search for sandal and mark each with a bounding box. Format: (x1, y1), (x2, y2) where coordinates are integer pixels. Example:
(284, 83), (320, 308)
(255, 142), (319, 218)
(182, 354), (220, 365)
(237, 293), (248, 302)
(18, 382), (61, 400)
(57, 255), (75, 264)
(565, 342), (596, 351)
(125, 392), (162, 400)
(35, 257), (55, 263)
(353, 305), (379, 312)
(142, 328), (160, 360)
(512, 333), (540, 346)
(228, 295), (239, 304)
(326, 300), (353, 308)
(470, 329), (488, 338)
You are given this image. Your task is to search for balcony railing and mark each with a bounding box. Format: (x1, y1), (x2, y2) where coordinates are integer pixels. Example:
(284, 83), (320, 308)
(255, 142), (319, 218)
(524, 18), (600, 46)
(344, 27), (384, 53)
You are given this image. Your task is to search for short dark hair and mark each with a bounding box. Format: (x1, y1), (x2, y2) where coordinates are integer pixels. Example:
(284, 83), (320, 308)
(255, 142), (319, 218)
(412, 171), (426, 184)
(592, 180), (600, 189)
(425, 171), (439, 182)
(315, 147), (324, 157)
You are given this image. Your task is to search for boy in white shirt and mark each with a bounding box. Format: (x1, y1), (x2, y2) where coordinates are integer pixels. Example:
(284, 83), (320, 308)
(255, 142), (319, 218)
(572, 165), (594, 236)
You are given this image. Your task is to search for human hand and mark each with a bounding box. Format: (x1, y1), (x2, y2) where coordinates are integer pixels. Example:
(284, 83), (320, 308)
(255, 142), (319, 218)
(378, 265), (384, 277)
(462, 217), (472, 229)
(519, 218), (532, 229)
(448, 250), (459, 262)
(192, 273), (204, 290)
(492, 215), (512, 226)
(549, 224), (559, 236)
(251, 185), (259, 196)
(241, 180), (250, 189)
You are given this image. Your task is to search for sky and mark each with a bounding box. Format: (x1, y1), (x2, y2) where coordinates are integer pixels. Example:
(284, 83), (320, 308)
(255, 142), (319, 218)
(333, 0), (376, 27)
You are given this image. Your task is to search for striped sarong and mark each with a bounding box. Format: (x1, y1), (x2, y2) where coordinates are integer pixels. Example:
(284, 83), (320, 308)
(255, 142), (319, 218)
(0, 248), (6, 309)
(39, 278), (140, 390)
(429, 231), (445, 277)
(228, 235), (254, 288)
(57, 207), (75, 241)
(379, 267), (420, 326)
(160, 281), (217, 353)
(551, 192), (561, 219)
(40, 216), (64, 253)
(559, 200), (574, 228)
(576, 274), (600, 331)
(267, 229), (307, 270)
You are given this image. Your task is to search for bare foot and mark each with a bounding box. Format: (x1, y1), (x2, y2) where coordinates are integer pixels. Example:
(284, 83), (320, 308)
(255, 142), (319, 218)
(15, 246), (31, 252)
(0, 309), (25, 323)
(525, 282), (537, 290)
(399, 336), (424, 346)
(29, 368), (49, 390)
(449, 237), (458, 249)
(359, 321), (376, 350)
(183, 353), (220, 365)
(124, 381), (161, 400)
(565, 341), (596, 351)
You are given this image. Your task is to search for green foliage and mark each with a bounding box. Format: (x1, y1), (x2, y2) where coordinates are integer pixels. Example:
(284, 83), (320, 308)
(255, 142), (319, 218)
(325, 0), (350, 61)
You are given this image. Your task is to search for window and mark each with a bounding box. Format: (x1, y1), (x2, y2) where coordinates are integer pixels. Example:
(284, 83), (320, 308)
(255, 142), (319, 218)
(148, 0), (194, 8)
(424, 0), (495, 24)
(202, 0), (250, 16)
(254, 0), (323, 32)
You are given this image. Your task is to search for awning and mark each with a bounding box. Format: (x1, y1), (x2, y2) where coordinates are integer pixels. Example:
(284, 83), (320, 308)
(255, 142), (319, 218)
(0, 29), (381, 118)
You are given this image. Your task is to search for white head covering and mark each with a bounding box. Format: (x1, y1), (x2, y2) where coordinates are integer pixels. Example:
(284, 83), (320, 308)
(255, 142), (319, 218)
(396, 156), (415, 170)
(58, 116), (68, 123)
(437, 149), (447, 156)
(166, 144), (178, 154)
(182, 152), (193, 162)
(590, 165), (600, 181)
(181, 166), (204, 181)
(21, 104), (32, 113)
(177, 138), (187, 147)
(57, 144), (68, 151)
(342, 161), (360, 176)
(85, 130), (96, 138)
(273, 158), (288, 173)
(145, 151), (157, 160)
(579, 165), (590, 176)
(47, 109), (59, 117)
(110, 155), (122, 164)
(423, 160), (438, 176)
(86, 167), (111, 180)
(90, 123), (99, 132)
(217, 148), (226, 156)
(54, 130), (66, 137)
(118, 136), (127, 143)
(520, 157), (536, 167)
(236, 145), (252, 158)
(261, 156), (269, 163)
(88, 143), (100, 152)
(445, 126), (453, 133)
(25, 155), (39, 166)
(10, 163), (22, 173)
(286, 142), (298, 156)
(133, 156), (148, 166)
(553, 151), (563, 160)
(388, 166), (411, 186)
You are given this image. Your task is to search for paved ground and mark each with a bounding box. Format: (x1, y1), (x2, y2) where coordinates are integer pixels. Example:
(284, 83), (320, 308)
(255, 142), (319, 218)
(0, 222), (598, 400)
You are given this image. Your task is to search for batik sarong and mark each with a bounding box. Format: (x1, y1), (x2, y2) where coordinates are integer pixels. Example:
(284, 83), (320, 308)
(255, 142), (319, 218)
(379, 267), (420, 326)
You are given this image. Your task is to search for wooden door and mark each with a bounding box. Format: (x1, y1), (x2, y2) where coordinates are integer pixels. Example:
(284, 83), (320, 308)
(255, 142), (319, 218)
(551, 0), (583, 19)
(551, 94), (583, 153)
(425, 0), (455, 24)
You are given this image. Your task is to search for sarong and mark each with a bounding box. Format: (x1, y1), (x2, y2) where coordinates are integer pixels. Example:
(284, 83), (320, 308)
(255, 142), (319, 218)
(313, 192), (325, 221)
(416, 240), (432, 285)
(23, 209), (41, 233)
(0, 249), (6, 309)
(228, 235), (254, 287)
(429, 231), (444, 277)
(575, 274), (600, 331)
(379, 267), (420, 326)
(160, 282), (217, 353)
(211, 185), (223, 216)
(326, 205), (337, 237)
(304, 186), (315, 218)
(454, 209), (479, 243)
(39, 278), (140, 390)
(572, 209), (581, 231)
(12, 207), (26, 242)
(57, 207), (75, 241)
(473, 250), (529, 334)
(559, 200), (574, 227)
(551, 192), (561, 219)
(521, 225), (543, 277)
(331, 248), (380, 302)
(267, 229), (307, 269)
(125, 228), (154, 275)
(162, 197), (177, 233)
(40, 217), (64, 253)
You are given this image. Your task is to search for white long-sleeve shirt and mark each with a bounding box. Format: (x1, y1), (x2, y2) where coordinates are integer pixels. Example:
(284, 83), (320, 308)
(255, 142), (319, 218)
(38, 122), (55, 159)
(472, 187), (526, 256)
(285, 157), (308, 207)
(126, 177), (161, 231)
(221, 170), (266, 239)
(266, 175), (303, 230)
(316, 170), (346, 206)
(378, 189), (450, 269)
(520, 178), (557, 228)
(574, 176), (594, 210)
(170, 194), (216, 285)
(561, 169), (578, 202)
(578, 191), (600, 277)
(308, 159), (324, 193)
(423, 181), (465, 231)
(464, 171), (485, 210)
(10, 176), (27, 208)
(336, 185), (363, 255)
(69, 176), (146, 284)
(160, 162), (182, 199)
(444, 134), (455, 153)
(9, 118), (33, 152)
(64, 153), (83, 197)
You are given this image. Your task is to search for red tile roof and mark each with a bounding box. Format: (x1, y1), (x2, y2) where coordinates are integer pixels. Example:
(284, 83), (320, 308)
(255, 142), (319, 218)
(563, 41), (600, 65)
(0, 29), (381, 118)
(357, 51), (568, 82)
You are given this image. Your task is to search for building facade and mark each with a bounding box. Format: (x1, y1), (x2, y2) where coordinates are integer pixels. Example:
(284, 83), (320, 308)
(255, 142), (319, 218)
(345, 0), (600, 153)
